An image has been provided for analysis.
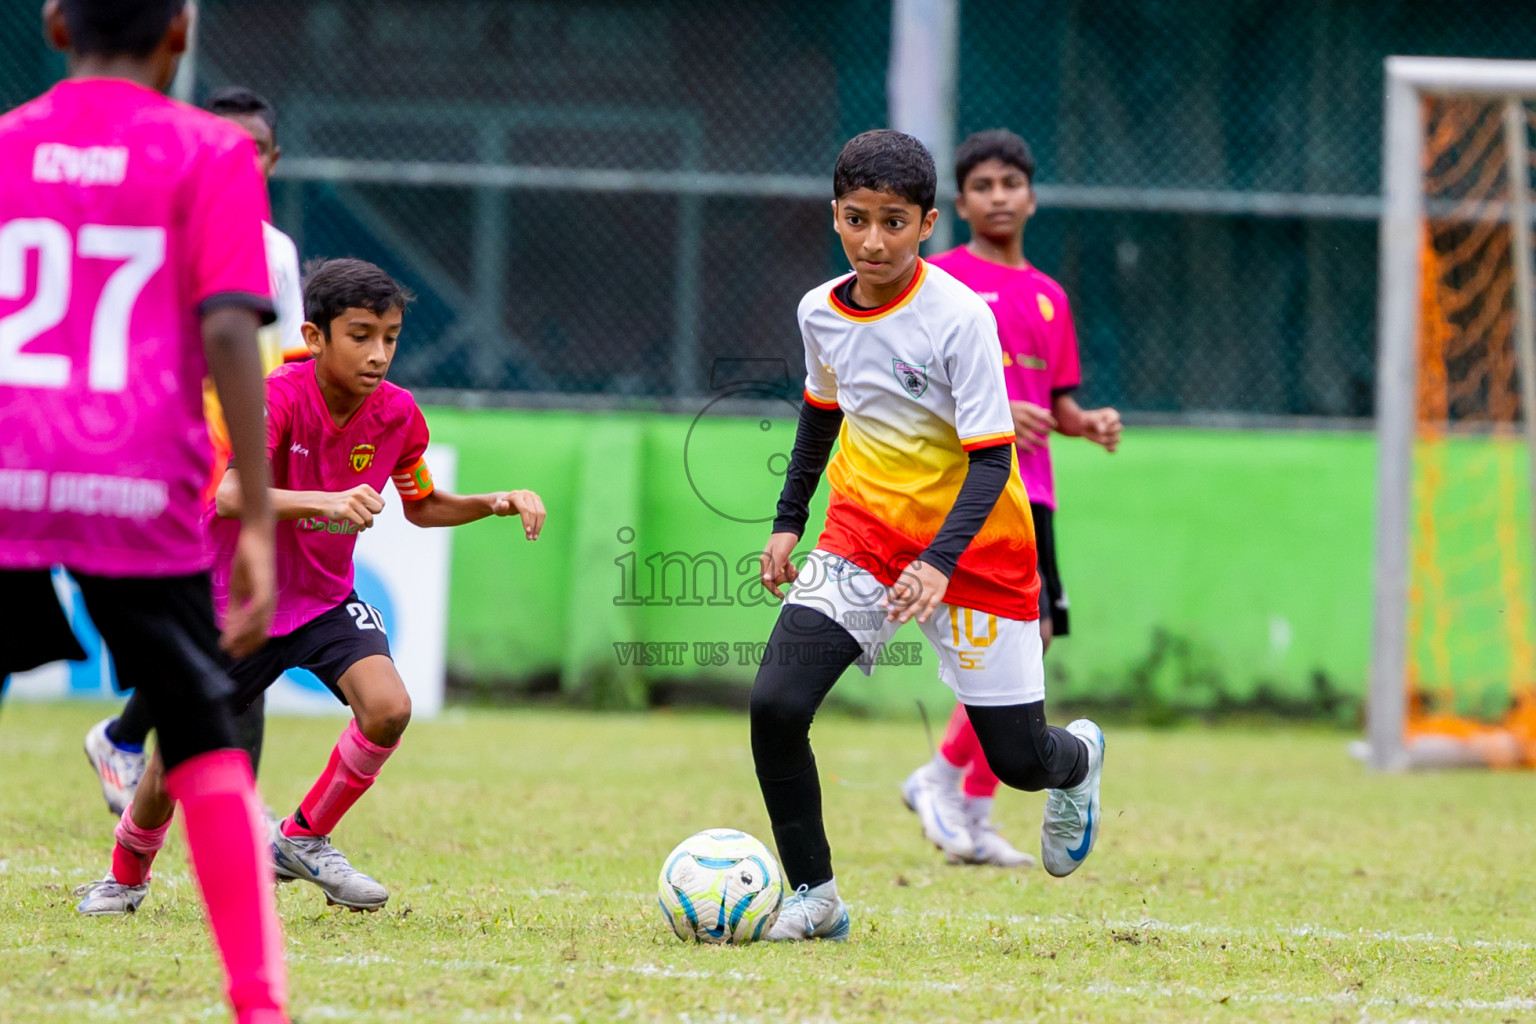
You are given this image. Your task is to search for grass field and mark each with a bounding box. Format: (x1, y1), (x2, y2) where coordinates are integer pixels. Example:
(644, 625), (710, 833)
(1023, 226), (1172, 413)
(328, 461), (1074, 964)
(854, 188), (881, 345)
(2, 702), (1534, 1024)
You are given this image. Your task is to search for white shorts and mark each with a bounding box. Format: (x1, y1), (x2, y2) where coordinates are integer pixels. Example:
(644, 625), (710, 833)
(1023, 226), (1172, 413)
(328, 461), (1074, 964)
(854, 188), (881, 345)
(783, 549), (1045, 707)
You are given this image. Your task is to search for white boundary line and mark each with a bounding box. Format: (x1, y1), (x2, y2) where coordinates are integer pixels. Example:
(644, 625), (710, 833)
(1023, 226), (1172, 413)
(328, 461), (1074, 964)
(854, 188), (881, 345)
(9, 948), (1535, 1021)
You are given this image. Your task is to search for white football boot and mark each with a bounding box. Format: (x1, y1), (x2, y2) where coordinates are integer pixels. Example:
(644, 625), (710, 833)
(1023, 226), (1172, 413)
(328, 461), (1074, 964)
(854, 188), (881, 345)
(1040, 719), (1104, 877)
(83, 718), (146, 816)
(901, 762), (975, 860)
(766, 879), (850, 941)
(74, 873), (150, 915)
(270, 825), (389, 911)
(954, 815), (1037, 868)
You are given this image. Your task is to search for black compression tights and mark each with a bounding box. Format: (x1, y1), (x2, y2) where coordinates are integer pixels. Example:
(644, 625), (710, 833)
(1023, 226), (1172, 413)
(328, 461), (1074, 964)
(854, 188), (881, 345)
(749, 606), (1088, 889)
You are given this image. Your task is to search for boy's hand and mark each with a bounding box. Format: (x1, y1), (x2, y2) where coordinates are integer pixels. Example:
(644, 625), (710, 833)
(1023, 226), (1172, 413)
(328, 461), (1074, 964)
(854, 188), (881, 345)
(1010, 401), (1056, 451)
(221, 523), (274, 658)
(321, 485), (386, 530)
(760, 531), (801, 600)
(491, 489), (546, 540)
(1082, 407), (1123, 452)
(884, 559), (949, 624)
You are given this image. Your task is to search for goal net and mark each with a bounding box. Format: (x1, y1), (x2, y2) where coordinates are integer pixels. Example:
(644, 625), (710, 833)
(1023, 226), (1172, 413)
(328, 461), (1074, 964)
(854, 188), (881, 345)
(1368, 58), (1536, 770)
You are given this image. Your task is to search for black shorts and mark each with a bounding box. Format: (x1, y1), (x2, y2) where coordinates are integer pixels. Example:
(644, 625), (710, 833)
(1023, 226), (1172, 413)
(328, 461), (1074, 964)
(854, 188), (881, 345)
(0, 568), (237, 770)
(228, 591), (392, 712)
(1030, 503), (1069, 636)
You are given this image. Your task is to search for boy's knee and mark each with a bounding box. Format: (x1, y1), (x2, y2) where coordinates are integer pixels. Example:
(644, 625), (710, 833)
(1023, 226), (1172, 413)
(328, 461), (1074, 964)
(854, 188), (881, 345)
(749, 688), (813, 736)
(359, 692), (411, 747)
(981, 741), (1051, 793)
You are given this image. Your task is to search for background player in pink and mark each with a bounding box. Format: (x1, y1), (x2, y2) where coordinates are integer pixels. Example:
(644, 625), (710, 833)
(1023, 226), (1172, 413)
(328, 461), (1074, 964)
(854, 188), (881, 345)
(75, 258), (548, 915)
(904, 130), (1123, 867)
(0, 2), (288, 1021)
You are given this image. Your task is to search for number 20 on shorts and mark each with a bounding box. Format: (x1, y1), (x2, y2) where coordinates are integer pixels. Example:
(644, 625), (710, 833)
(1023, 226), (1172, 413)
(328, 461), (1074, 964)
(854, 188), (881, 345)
(949, 606), (996, 670)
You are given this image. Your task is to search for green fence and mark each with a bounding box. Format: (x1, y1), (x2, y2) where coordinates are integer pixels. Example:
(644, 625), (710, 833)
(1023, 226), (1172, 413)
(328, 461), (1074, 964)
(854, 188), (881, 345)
(6, 2), (1534, 416)
(430, 406), (1374, 715)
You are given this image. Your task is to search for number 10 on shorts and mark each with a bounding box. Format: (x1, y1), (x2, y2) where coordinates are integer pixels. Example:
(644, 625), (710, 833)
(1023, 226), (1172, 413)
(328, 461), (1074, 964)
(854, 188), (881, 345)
(950, 606), (997, 670)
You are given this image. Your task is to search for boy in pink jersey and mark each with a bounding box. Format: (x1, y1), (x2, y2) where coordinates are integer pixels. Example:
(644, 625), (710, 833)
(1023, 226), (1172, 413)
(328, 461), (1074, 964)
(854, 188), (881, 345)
(75, 258), (547, 915)
(903, 130), (1122, 867)
(84, 86), (311, 819)
(0, 2), (288, 1021)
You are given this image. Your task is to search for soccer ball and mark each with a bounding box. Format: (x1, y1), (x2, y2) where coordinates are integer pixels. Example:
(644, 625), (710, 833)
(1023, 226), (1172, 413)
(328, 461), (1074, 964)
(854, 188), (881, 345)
(657, 828), (783, 944)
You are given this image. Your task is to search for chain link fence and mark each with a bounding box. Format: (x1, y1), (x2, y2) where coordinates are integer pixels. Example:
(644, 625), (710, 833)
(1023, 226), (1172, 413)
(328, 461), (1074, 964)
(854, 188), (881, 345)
(3, 0), (1535, 416)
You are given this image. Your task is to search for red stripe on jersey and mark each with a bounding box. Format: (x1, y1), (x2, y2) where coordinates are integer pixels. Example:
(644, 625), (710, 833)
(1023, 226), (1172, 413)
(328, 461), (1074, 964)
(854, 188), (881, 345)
(803, 389), (839, 410)
(960, 431), (1015, 451)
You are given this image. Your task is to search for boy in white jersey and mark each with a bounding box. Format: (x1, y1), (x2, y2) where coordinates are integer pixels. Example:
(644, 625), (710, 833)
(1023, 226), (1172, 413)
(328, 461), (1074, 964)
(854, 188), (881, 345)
(85, 85), (308, 814)
(752, 131), (1106, 940)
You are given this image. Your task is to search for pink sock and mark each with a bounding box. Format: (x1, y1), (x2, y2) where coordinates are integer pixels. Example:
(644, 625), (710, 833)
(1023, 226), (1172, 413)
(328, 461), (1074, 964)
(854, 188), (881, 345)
(938, 703), (981, 768)
(237, 1012), (289, 1024)
(283, 720), (395, 838)
(111, 804), (172, 886)
(165, 749), (287, 1021)
(962, 750), (1001, 798)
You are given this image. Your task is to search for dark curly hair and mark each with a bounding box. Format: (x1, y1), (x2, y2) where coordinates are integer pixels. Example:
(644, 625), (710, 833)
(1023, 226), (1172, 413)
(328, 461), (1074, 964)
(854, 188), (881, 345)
(59, 0), (184, 58)
(954, 130), (1036, 190)
(833, 130), (937, 213)
(302, 258), (414, 336)
(205, 86), (278, 141)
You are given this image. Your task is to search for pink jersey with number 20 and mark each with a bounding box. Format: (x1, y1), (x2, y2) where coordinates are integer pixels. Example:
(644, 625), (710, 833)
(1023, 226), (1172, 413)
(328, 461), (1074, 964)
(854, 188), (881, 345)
(210, 360), (434, 636)
(0, 79), (273, 576)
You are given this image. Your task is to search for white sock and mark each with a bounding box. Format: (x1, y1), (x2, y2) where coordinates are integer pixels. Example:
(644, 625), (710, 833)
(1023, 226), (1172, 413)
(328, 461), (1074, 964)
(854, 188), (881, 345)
(807, 877), (838, 900)
(963, 795), (993, 823)
(928, 751), (963, 789)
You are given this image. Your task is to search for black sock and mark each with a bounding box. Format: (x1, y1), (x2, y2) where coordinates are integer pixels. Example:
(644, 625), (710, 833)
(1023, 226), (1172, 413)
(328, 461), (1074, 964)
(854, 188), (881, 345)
(107, 690), (154, 748)
(757, 758), (832, 890)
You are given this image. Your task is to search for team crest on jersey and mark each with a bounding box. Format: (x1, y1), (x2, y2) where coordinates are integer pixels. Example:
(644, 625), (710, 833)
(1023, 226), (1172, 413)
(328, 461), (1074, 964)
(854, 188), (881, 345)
(349, 444), (377, 472)
(892, 359), (929, 399)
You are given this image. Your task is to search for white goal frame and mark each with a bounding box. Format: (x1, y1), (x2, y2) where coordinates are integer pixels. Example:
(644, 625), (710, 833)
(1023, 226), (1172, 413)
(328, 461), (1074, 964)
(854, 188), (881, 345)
(1369, 57), (1536, 770)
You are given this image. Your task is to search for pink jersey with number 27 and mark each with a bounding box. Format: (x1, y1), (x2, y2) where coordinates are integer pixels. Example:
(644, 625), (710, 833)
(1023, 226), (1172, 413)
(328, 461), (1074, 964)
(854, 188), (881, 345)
(0, 79), (273, 576)
(209, 360), (434, 636)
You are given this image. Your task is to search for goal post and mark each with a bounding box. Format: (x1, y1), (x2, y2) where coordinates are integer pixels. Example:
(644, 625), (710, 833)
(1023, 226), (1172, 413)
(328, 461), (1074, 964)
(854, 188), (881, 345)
(1369, 57), (1536, 771)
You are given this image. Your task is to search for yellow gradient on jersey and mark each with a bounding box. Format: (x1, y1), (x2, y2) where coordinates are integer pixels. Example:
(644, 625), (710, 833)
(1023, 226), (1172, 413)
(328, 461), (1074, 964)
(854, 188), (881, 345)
(827, 411), (1034, 551)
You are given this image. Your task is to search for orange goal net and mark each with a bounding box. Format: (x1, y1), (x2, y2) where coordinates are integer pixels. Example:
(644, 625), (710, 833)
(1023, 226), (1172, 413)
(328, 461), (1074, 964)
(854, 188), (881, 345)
(1398, 90), (1536, 767)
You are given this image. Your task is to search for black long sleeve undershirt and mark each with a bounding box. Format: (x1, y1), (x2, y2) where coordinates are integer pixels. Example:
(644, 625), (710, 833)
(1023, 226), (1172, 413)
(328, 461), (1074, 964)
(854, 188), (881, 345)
(773, 401), (843, 536)
(772, 399), (1014, 579)
(917, 443), (1012, 577)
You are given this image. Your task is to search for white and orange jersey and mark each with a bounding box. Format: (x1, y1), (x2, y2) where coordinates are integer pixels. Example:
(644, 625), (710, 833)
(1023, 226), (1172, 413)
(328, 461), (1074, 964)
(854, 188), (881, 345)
(798, 258), (1040, 621)
(259, 220), (307, 366)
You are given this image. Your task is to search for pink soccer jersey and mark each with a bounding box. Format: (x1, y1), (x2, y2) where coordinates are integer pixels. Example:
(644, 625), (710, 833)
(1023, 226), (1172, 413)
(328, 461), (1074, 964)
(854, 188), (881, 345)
(210, 360), (434, 635)
(0, 79), (273, 576)
(928, 246), (1081, 510)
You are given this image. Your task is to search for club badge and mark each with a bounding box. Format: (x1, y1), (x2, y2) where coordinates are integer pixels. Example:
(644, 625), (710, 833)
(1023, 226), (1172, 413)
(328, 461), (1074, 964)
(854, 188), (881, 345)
(892, 359), (929, 399)
(350, 444), (376, 472)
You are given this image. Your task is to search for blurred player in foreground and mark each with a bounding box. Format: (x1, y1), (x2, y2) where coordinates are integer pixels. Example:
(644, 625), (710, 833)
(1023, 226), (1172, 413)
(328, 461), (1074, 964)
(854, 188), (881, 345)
(751, 130), (1106, 941)
(75, 258), (547, 915)
(903, 130), (1122, 867)
(0, 2), (288, 1020)
(84, 84), (308, 816)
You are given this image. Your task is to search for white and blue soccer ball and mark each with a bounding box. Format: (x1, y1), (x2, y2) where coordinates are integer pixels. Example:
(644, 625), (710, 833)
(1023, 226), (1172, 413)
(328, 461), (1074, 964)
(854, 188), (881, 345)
(657, 828), (783, 944)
